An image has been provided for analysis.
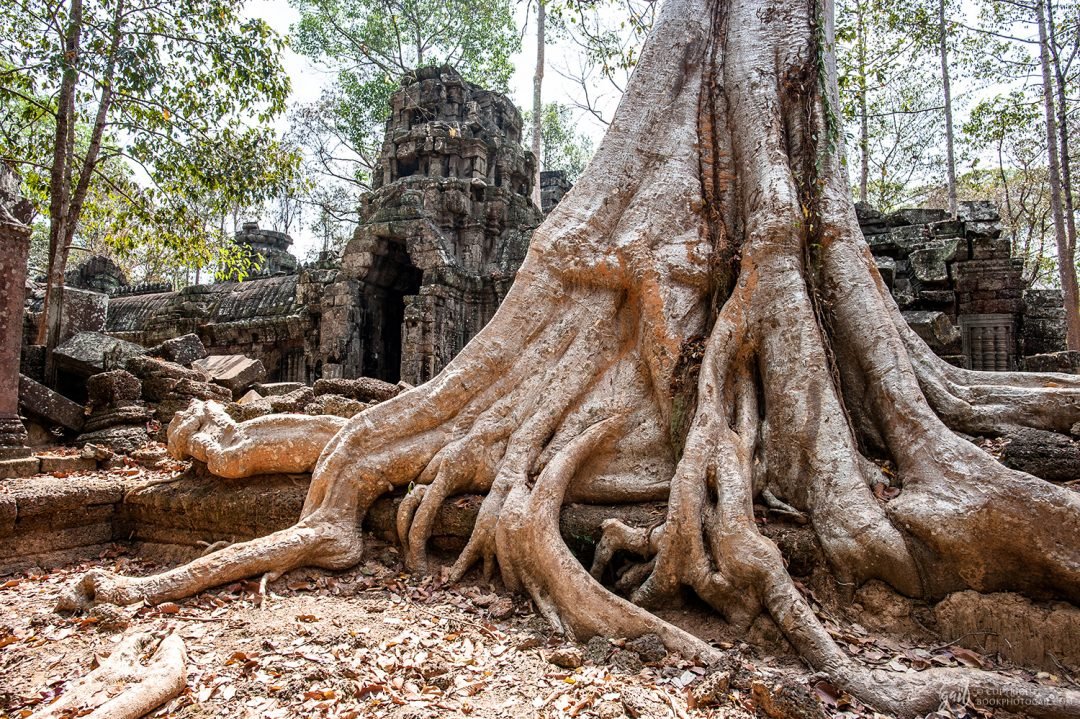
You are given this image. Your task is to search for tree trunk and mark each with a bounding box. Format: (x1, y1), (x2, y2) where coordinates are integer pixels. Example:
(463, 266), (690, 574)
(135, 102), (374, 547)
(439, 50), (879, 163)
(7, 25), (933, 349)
(530, 0), (545, 210)
(66, 0), (123, 242)
(938, 0), (957, 218)
(1038, 0), (1080, 350)
(1047, 0), (1078, 316)
(62, 0), (1080, 715)
(856, 0), (869, 205)
(37, 0), (84, 380)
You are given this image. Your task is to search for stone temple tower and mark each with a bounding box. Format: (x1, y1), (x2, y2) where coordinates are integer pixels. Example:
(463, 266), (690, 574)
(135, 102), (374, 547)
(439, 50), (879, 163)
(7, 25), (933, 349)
(329, 65), (543, 384)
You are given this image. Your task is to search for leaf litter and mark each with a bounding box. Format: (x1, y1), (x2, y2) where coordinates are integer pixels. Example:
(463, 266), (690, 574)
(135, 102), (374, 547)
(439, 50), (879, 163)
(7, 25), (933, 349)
(0, 539), (1072, 719)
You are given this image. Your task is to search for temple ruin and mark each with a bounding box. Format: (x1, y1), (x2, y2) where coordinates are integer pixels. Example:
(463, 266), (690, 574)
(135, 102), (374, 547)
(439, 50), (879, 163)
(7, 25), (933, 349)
(81, 66), (542, 387)
(26, 68), (1075, 402)
(857, 202), (1069, 372)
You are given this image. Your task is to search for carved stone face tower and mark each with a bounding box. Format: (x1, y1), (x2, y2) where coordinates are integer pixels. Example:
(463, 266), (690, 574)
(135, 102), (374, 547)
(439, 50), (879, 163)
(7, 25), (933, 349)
(331, 66), (543, 384)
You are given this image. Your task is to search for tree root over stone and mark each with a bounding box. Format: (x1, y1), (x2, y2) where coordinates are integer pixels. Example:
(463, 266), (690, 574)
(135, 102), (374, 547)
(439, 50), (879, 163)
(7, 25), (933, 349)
(56, 0), (1080, 715)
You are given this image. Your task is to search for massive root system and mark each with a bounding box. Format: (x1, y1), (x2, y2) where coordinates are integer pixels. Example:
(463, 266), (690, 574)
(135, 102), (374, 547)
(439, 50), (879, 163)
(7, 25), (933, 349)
(56, 0), (1080, 714)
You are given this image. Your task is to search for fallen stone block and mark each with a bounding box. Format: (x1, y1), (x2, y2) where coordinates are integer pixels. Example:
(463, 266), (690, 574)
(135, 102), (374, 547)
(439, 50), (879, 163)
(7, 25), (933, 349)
(87, 370), (142, 409)
(127, 355), (208, 383)
(268, 387), (315, 413)
(909, 239), (960, 286)
(226, 398), (273, 422)
(304, 394), (368, 419)
(0, 456), (40, 480)
(254, 382), (305, 397)
(874, 256), (895, 288)
(76, 425), (149, 455)
(1001, 427), (1080, 482)
(58, 287), (107, 343)
(150, 333), (207, 366)
(957, 200), (999, 222)
(38, 454), (98, 474)
(172, 378), (232, 402)
(193, 355), (266, 397)
(900, 311), (961, 355)
(237, 389), (263, 405)
(81, 405), (154, 433)
(1021, 351), (1080, 374)
(935, 591), (1080, 671)
(54, 331), (146, 377)
(313, 377), (400, 403)
(888, 208), (949, 226)
(18, 374), (85, 431)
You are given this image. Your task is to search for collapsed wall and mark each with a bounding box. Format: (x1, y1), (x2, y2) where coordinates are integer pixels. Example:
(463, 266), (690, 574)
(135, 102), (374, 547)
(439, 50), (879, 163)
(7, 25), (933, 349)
(331, 65), (542, 384)
(857, 202), (1070, 372)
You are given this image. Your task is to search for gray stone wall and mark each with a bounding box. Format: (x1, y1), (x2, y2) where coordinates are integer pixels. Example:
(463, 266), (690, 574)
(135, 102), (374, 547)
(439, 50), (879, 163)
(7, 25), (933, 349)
(540, 170), (572, 214)
(857, 201), (1067, 371)
(232, 222), (299, 277)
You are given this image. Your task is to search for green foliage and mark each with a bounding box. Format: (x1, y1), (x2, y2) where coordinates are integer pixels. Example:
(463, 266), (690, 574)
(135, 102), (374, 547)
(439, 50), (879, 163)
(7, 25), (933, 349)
(0, 0), (300, 282)
(547, 0), (652, 81)
(960, 91), (1057, 287)
(288, 0), (519, 189)
(836, 0), (948, 209)
(524, 103), (594, 182)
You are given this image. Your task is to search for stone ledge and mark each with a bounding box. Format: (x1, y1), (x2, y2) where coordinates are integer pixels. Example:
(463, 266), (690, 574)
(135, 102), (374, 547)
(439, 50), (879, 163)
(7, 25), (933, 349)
(936, 591), (1080, 671)
(0, 456), (40, 480)
(38, 455), (98, 474)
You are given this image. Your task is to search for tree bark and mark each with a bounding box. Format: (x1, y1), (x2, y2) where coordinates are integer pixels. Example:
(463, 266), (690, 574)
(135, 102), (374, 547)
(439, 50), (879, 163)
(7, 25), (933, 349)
(856, 0), (869, 205)
(60, 0), (1080, 715)
(530, 0), (545, 210)
(29, 632), (186, 719)
(1037, 0), (1080, 350)
(938, 0), (957, 218)
(37, 0), (84, 380)
(1047, 0), (1078, 318)
(65, 0), (124, 254)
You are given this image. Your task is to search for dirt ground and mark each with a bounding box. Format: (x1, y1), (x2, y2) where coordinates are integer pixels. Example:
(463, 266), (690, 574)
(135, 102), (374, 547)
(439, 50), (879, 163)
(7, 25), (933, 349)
(0, 507), (1074, 718)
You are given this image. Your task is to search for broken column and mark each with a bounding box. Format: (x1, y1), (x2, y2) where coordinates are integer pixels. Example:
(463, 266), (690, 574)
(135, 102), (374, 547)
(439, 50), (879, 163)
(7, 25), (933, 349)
(0, 163), (34, 461)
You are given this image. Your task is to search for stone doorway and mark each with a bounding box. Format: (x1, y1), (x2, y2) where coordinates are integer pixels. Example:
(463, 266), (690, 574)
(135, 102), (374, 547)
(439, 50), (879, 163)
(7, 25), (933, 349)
(364, 239), (423, 383)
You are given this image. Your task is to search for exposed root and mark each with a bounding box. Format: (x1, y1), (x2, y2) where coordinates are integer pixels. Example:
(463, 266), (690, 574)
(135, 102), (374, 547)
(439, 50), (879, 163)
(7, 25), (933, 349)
(167, 400), (346, 478)
(29, 631), (186, 719)
(590, 519), (664, 581)
(57, 517), (361, 611)
(494, 415), (721, 661)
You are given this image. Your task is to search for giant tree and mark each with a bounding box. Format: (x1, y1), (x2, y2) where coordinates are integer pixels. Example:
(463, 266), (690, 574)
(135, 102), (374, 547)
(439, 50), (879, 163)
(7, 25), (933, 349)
(60, 0), (1080, 715)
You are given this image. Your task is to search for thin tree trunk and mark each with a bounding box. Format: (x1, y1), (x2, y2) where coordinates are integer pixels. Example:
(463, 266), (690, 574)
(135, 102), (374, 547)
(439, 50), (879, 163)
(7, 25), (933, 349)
(1047, 0), (1078, 288)
(65, 0), (124, 252)
(38, 0), (84, 382)
(938, 0), (957, 218)
(857, 0), (869, 205)
(1037, 0), (1080, 350)
(530, 0), (545, 210)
